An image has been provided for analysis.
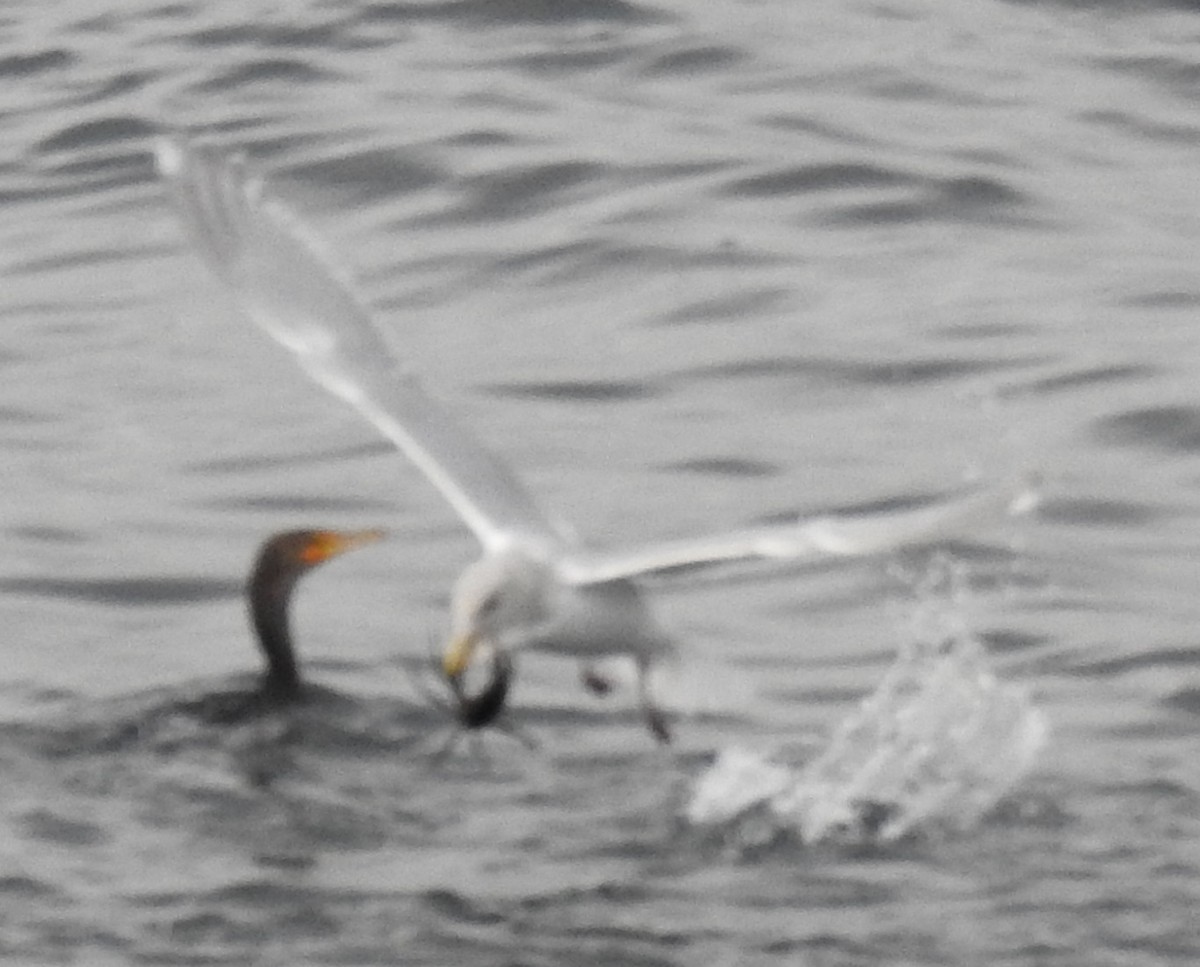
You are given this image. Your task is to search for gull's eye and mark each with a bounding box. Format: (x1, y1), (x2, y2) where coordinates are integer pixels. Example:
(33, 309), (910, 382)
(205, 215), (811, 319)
(477, 591), (501, 618)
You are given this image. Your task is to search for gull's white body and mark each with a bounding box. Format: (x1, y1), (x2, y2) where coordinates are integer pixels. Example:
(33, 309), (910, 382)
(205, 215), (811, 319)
(156, 137), (1035, 742)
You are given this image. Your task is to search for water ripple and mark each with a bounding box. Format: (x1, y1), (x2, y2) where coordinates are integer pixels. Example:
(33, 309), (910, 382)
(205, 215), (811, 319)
(654, 287), (791, 326)
(201, 494), (398, 514)
(29, 115), (154, 198)
(7, 525), (89, 545)
(975, 630), (1049, 657)
(432, 161), (609, 224)
(1162, 687), (1200, 716)
(1082, 645), (1200, 678)
(661, 457), (779, 478)
(34, 115), (153, 155)
(1120, 290), (1200, 310)
(638, 43), (745, 78)
(724, 162), (914, 197)
(183, 19), (354, 50)
(481, 225), (775, 287)
(359, 0), (668, 26)
(284, 146), (444, 202)
(1038, 495), (1163, 528)
(1082, 109), (1200, 147)
(0, 875), (58, 900)
(21, 807), (107, 847)
(184, 440), (386, 474)
(422, 888), (507, 925)
(508, 42), (646, 75)
(481, 378), (660, 402)
(194, 57), (339, 91)
(1092, 405), (1200, 453)
(0, 575), (240, 607)
(821, 174), (1032, 228)
(1095, 53), (1200, 101)
(721, 160), (1033, 227)
(0, 48), (74, 77)
(672, 352), (1030, 389)
(1014, 363), (1158, 397)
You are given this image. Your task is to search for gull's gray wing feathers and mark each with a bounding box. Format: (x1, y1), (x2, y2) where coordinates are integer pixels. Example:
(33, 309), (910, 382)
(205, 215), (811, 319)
(156, 137), (564, 552)
(557, 479), (1038, 585)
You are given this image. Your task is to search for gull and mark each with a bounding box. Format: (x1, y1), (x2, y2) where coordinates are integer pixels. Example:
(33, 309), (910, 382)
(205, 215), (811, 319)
(155, 137), (1036, 744)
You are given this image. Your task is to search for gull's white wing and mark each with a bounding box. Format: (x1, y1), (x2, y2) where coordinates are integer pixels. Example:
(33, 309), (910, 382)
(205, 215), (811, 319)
(156, 137), (564, 552)
(557, 479), (1038, 585)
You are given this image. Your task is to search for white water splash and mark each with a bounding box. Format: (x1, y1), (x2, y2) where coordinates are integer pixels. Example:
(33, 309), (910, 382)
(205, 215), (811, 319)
(685, 560), (1046, 847)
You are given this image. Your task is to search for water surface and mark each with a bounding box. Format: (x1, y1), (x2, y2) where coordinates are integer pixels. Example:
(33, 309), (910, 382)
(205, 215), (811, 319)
(4, 0), (1200, 962)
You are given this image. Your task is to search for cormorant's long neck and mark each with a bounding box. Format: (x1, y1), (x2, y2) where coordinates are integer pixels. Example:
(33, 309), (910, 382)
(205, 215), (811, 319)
(248, 563), (302, 702)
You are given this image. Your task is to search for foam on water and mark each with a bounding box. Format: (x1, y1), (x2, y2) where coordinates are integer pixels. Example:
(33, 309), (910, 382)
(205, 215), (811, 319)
(685, 560), (1047, 847)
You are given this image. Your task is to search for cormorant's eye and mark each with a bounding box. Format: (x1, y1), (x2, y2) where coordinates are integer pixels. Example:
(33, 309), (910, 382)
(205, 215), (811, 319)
(477, 591), (501, 618)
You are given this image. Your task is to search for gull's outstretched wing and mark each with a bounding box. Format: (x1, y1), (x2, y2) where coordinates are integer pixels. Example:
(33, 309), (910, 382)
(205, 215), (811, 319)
(156, 137), (564, 552)
(557, 479), (1038, 585)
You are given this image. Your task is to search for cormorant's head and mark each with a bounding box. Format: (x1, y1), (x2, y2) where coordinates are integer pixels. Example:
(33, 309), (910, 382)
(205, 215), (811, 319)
(254, 529), (386, 592)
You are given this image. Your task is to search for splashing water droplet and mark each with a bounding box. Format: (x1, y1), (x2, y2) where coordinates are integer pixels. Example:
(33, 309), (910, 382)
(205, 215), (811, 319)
(685, 558), (1046, 848)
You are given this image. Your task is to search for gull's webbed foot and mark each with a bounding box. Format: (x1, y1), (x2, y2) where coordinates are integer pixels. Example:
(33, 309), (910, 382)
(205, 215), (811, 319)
(580, 664), (615, 697)
(645, 705), (672, 745)
(637, 659), (672, 744)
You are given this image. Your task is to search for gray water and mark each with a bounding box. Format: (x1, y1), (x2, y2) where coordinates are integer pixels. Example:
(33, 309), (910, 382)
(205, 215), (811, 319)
(4, 0), (1200, 963)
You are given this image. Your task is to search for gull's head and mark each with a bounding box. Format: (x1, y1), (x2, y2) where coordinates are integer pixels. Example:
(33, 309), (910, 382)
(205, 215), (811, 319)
(443, 549), (551, 679)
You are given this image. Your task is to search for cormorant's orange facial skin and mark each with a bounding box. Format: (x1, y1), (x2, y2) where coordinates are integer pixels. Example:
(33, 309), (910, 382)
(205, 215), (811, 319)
(298, 533), (339, 566)
(298, 529), (385, 566)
